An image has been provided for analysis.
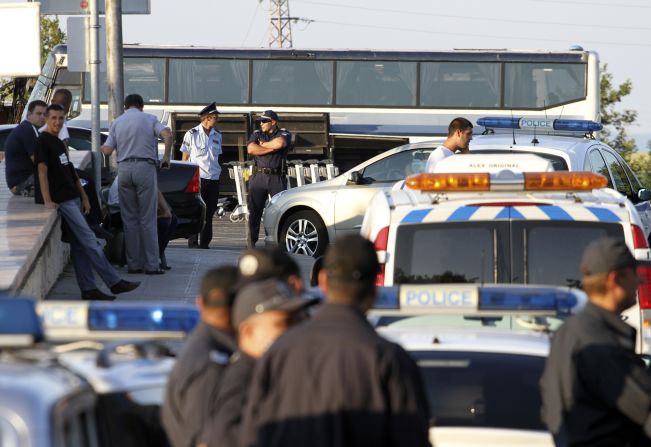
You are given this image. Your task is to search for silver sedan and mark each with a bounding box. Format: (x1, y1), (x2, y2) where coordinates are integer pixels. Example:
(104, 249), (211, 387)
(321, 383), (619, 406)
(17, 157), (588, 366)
(263, 142), (437, 257)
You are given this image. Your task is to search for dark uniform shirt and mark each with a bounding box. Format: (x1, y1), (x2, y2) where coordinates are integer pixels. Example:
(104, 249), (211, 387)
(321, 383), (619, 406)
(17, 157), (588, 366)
(240, 303), (431, 447)
(34, 132), (79, 203)
(246, 127), (291, 169)
(5, 120), (38, 189)
(161, 322), (237, 447)
(540, 302), (651, 447)
(201, 351), (256, 447)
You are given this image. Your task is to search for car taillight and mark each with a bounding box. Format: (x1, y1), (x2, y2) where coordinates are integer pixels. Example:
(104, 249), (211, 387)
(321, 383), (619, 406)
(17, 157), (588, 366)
(632, 224), (648, 249)
(374, 226), (389, 286)
(185, 167), (200, 193)
(638, 265), (651, 309)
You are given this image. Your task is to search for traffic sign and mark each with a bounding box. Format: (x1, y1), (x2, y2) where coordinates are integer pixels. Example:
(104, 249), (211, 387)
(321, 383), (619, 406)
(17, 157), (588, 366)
(39, 0), (150, 15)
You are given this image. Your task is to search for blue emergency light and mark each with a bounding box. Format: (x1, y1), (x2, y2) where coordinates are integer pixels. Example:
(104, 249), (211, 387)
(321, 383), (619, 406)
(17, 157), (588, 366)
(0, 297), (43, 343)
(477, 116), (603, 133)
(478, 287), (578, 315)
(88, 303), (199, 332)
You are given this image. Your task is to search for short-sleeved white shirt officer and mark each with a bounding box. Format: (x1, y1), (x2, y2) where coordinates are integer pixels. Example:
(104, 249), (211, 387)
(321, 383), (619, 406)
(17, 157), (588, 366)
(180, 124), (222, 180)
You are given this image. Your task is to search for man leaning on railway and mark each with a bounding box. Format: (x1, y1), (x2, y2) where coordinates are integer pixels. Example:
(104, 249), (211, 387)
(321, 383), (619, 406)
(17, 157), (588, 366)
(101, 93), (173, 275)
(540, 237), (651, 446)
(240, 234), (431, 447)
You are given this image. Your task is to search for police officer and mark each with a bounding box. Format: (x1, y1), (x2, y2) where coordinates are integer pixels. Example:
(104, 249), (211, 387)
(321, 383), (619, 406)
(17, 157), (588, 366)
(161, 266), (238, 447)
(540, 237), (651, 446)
(246, 110), (291, 247)
(181, 102), (223, 249)
(240, 234), (431, 447)
(199, 279), (318, 447)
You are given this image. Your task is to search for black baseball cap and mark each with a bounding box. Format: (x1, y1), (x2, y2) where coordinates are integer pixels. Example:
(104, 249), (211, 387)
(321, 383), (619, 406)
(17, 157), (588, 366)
(580, 237), (651, 275)
(237, 248), (299, 287)
(257, 110), (278, 122)
(232, 279), (319, 327)
(199, 102), (219, 116)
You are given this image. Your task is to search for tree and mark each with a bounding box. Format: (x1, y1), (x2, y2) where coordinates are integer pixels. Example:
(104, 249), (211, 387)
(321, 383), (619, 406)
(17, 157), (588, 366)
(599, 64), (638, 161)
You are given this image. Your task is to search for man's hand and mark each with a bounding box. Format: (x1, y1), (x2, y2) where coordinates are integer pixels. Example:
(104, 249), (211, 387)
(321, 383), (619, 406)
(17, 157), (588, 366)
(160, 156), (171, 170)
(44, 201), (57, 209)
(81, 196), (91, 215)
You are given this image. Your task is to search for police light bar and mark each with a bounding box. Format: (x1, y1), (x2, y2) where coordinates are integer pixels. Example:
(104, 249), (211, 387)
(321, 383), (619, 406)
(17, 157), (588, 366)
(370, 284), (583, 317)
(406, 171), (608, 192)
(38, 301), (199, 341)
(0, 297), (43, 347)
(477, 116), (603, 133)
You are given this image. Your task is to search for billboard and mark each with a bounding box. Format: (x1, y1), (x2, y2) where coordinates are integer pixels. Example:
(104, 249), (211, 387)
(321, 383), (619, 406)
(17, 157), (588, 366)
(0, 3), (41, 77)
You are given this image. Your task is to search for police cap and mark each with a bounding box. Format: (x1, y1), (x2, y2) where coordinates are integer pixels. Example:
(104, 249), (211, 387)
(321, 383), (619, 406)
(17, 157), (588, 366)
(199, 102), (219, 117)
(258, 110), (278, 122)
(237, 247), (299, 288)
(580, 237), (651, 275)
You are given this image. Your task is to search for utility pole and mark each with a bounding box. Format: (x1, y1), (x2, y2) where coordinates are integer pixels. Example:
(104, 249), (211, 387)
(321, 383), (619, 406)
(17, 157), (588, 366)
(89, 0), (102, 193)
(268, 0), (293, 48)
(105, 0), (124, 124)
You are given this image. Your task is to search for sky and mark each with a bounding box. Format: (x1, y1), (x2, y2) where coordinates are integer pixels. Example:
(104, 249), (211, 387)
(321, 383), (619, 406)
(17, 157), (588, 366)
(4, 0), (651, 147)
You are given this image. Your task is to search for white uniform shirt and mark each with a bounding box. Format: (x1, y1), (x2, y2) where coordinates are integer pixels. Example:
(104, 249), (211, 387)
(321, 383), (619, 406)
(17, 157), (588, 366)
(180, 124), (222, 180)
(425, 146), (455, 172)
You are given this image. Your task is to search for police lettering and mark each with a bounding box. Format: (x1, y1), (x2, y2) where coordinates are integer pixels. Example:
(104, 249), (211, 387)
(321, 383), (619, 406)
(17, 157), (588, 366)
(404, 289), (473, 307)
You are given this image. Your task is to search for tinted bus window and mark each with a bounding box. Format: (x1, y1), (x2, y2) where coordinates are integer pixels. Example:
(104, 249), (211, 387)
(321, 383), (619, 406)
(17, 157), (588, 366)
(169, 59), (248, 104)
(84, 58), (165, 103)
(252, 60), (333, 105)
(420, 62), (500, 108)
(394, 222), (509, 284)
(504, 63), (585, 108)
(336, 61), (416, 106)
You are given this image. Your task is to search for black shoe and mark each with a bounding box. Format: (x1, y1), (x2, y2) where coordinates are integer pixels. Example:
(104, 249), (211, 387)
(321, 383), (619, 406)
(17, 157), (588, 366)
(145, 269), (165, 275)
(110, 280), (141, 294)
(127, 269), (144, 274)
(82, 289), (116, 301)
(160, 264), (172, 270)
(199, 245), (210, 249)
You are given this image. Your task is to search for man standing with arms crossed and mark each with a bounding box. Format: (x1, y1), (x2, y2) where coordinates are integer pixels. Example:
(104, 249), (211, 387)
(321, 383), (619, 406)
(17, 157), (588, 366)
(101, 94), (173, 275)
(180, 102), (222, 249)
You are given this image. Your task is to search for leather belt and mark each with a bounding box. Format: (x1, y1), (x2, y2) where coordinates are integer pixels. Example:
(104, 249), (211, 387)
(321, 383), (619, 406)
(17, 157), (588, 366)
(121, 157), (155, 163)
(252, 166), (284, 175)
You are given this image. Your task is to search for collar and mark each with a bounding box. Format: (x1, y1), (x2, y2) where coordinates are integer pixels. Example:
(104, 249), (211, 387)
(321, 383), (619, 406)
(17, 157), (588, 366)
(125, 107), (141, 114)
(314, 302), (373, 327)
(196, 321), (237, 352)
(439, 145), (455, 154)
(230, 350), (257, 366)
(584, 302), (636, 342)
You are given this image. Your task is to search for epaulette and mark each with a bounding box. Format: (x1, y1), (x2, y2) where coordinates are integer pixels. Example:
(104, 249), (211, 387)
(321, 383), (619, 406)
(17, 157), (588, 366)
(188, 128), (198, 134)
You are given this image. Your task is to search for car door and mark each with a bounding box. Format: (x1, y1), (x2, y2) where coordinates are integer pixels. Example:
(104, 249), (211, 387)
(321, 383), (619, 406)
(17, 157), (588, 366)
(333, 148), (432, 235)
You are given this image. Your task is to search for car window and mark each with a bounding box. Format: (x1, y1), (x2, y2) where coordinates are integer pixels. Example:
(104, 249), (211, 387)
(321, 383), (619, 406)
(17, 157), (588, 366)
(587, 150), (614, 188)
(361, 149), (433, 184)
(601, 150), (634, 197)
(412, 350), (545, 430)
(620, 160), (644, 190)
(67, 128), (107, 151)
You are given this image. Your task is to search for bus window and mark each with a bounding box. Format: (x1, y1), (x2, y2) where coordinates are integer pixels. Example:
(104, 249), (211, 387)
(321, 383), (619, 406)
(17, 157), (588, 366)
(84, 58), (165, 103)
(336, 61), (416, 106)
(252, 60), (332, 105)
(169, 59), (248, 104)
(504, 63), (585, 108)
(420, 62), (500, 108)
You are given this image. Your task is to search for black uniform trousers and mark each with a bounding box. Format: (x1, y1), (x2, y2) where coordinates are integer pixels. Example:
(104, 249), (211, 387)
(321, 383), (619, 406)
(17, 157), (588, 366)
(191, 178), (220, 248)
(247, 172), (286, 246)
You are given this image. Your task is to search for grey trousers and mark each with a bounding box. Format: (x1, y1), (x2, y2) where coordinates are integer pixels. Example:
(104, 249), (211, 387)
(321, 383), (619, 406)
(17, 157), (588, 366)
(118, 160), (159, 271)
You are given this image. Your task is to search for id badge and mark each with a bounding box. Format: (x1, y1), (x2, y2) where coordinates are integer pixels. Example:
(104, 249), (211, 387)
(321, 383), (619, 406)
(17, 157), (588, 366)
(59, 153), (70, 165)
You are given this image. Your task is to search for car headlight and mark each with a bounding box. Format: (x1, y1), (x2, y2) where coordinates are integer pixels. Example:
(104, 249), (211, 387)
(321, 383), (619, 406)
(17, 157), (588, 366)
(268, 190), (285, 206)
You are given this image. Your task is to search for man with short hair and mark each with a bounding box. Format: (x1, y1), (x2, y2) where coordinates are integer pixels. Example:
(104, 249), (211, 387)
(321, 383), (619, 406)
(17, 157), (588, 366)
(40, 89), (73, 143)
(161, 265), (239, 447)
(246, 110), (291, 247)
(240, 234), (431, 447)
(35, 104), (140, 301)
(540, 237), (651, 446)
(5, 100), (47, 196)
(425, 117), (473, 172)
(101, 93), (173, 275)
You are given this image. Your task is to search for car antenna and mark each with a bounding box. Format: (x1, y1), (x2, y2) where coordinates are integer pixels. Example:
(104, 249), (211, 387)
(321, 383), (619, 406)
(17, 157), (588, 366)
(510, 109), (517, 147)
(556, 104), (565, 137)
(532, 101), (547, 146)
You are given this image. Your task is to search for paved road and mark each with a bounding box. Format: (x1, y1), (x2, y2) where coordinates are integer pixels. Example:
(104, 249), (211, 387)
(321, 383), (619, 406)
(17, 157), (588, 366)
(46, 215), (315, 302)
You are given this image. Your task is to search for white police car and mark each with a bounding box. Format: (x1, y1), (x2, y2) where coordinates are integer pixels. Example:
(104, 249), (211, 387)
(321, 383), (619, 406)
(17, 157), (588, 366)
(372, 283), (585, 447)
(361, 153), (651, 352)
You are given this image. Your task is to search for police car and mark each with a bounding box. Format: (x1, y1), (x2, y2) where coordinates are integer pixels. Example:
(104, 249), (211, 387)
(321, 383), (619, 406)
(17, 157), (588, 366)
(372, 283), (585, 447)
(361, 152), (651, 352)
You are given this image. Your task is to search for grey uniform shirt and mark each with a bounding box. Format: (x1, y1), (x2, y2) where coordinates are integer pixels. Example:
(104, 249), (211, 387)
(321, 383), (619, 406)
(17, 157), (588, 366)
(104, 108), (166, 162)
(540, 302), (651, 447)
(161, 322), (236, 447)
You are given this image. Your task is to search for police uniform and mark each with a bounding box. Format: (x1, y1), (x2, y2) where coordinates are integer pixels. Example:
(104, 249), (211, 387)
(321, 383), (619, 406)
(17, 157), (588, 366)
(161, 322), (236, 447)
(246, 110), (291, 246)
(240, 303), (431, 447)
(181, 102), (223, 249)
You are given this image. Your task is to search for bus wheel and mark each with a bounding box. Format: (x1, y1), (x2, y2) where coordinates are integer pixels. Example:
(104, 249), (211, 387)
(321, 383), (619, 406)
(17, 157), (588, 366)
(280, 210), (328, 258)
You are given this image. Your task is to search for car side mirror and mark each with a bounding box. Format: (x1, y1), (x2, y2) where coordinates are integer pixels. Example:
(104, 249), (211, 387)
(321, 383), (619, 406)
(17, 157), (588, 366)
(347, 171), (363, 185)
(638, 189), (651, 202)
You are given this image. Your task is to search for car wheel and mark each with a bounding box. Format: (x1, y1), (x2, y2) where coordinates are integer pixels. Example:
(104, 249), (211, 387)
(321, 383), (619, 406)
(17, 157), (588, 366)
(280, 210), (328, 257)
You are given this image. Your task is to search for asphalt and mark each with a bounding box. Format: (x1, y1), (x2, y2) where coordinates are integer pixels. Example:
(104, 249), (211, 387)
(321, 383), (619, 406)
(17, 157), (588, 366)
(45, 214), (316, 302)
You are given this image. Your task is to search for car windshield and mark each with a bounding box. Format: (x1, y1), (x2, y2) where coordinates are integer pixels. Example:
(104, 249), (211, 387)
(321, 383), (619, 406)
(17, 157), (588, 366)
(472, 149), (569, 171)
(412, 351), (545, 430)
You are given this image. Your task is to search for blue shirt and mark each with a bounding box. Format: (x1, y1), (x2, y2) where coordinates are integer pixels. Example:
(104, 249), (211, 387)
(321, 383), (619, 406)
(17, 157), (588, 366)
(104, 108), (166, 162)
(5, 120), (38, 189)
(180, 124), (222, 180)
(247, 127), (291, 169)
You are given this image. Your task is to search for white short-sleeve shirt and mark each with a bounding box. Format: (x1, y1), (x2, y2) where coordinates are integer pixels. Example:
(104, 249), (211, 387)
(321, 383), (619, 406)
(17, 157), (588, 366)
(425, 146), (455, 172)
(180, 124), (223, 180)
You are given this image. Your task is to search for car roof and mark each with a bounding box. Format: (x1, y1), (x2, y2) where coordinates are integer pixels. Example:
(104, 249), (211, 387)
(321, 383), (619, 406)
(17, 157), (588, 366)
(378, 325), (550, 357)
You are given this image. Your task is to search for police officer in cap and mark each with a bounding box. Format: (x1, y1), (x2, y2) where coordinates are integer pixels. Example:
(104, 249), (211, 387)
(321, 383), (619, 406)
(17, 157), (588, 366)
(181, 102), (223, 249)
(246, 110), (291, 247)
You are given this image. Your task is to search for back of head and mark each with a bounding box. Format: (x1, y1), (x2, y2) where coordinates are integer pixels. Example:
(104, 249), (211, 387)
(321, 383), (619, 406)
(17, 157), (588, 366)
(124, 93), (144, 110)
(324, 234), (379, 309)
(200, 265), (239, 309)
(52, 89), (73, 111)
(448, 117), (473, 137)
(238, 247), (300, 284)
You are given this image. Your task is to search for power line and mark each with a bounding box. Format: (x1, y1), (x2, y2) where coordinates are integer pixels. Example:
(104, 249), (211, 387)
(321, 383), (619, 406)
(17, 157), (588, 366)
(291, 0), (651, 32)
(310, 19), (651, 48)
(530, 0), (651, 8)
(242, 2), (262, 46)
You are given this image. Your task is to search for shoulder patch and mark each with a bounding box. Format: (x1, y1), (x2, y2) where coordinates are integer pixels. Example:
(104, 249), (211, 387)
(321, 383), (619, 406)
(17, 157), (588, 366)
(189, 128), (198, 134)
(209, 349), (230, 365)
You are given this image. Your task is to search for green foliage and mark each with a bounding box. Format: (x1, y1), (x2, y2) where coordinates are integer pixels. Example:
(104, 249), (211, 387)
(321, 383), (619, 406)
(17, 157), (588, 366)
(40, 16), (66, 66)
(600, 64), (638, 160)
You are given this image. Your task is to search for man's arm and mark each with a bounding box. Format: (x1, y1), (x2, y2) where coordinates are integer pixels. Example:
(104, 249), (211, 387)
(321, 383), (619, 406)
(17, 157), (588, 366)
(37, 163), (56, 209)
(259, 136), (287, 150)
(160, 127), (173, 169)
(246, 142), (277, 156)
(101, 122), (117, 155)
(75, 179), (91, 215)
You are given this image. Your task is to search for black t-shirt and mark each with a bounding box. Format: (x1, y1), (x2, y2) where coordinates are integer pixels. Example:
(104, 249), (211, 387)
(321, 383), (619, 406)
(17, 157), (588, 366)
(4, 120), (38, 189)
(247, 127), (291, 169)
(34, 132), (79, 204)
